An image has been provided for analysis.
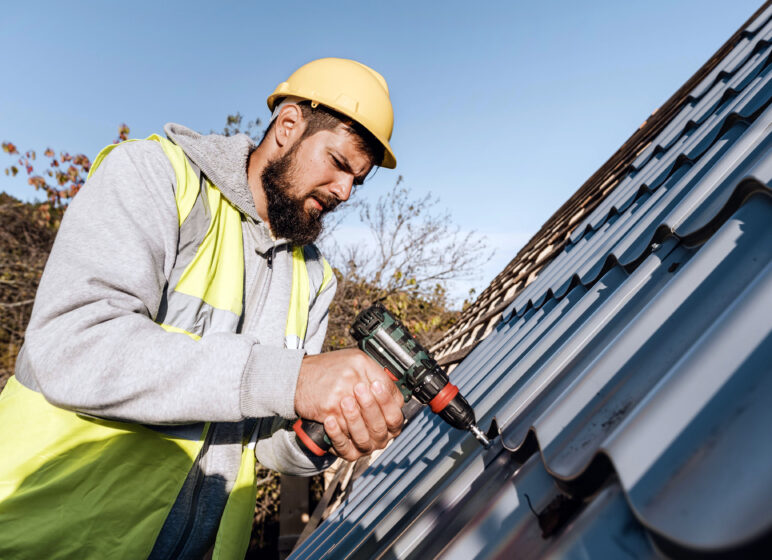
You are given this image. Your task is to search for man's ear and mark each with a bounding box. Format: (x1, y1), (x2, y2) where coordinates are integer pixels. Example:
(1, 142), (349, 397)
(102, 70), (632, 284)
(273, 104), (304, 148)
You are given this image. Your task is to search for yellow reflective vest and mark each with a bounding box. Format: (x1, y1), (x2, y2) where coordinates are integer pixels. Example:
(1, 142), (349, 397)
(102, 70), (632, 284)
(0, 136), (332, 559)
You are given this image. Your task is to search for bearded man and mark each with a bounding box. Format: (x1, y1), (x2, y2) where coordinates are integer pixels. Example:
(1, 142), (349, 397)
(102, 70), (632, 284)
(0, 58), (404, 559)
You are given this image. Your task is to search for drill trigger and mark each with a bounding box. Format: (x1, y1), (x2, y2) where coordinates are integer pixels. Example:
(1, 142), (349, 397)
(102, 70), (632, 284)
(384, 367), (399, 381)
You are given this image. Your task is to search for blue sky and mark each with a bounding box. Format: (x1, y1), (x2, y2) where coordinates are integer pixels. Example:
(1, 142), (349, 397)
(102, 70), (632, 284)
(0, 0), (763, 302)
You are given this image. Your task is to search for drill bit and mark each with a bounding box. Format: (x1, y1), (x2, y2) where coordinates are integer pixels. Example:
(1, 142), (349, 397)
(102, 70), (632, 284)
(469, 424), (490, 447)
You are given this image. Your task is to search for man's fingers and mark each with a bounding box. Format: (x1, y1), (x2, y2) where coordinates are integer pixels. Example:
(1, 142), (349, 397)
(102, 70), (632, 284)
(380, 368), (407, 410)
(324, 416), (356, 460)
(372, 381), (404, 436)
(354, 383), (389, 446)
(295, 348), (409, 461)
(295, 349), (405, 426)
(341, 396), (373, 453)
(359, 359), (400, 396)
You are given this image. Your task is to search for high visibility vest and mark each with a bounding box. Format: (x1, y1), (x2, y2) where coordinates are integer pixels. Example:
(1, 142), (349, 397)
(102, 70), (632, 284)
(0, 135), (333, 559)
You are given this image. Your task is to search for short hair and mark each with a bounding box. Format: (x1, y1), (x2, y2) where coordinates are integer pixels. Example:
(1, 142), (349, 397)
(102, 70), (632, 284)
(263, 100), (385, 167)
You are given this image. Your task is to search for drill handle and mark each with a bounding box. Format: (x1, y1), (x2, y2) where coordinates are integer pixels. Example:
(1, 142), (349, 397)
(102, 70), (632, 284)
(293, 418), (333, 456)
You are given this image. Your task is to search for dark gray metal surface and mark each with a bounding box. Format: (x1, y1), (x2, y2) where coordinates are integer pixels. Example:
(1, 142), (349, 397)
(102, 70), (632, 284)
(290, 7), (772, 559)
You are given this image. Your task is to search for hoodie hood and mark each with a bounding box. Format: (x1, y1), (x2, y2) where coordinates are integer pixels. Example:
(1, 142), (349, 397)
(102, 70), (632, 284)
(164, 123), (260, 221)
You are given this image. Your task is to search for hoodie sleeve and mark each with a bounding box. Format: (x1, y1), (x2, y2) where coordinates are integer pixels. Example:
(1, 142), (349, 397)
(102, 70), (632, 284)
(15, 140), (302, 424)
(254, 417), (338, 476)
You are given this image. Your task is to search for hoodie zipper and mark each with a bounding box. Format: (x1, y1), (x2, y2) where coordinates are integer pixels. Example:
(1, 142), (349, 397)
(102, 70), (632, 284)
(244, 243), (276, 337)
(165, 228), (275, 555)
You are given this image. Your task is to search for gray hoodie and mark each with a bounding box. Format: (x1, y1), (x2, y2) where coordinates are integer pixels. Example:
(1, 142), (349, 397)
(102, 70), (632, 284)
(14, 123), (336, 557)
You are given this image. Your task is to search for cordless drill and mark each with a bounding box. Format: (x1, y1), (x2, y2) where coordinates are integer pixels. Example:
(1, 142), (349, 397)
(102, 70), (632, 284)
(293, 303), (490, 456)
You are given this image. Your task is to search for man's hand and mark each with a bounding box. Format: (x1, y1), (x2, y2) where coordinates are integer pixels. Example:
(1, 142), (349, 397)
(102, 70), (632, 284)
(294, 349), (405, 461)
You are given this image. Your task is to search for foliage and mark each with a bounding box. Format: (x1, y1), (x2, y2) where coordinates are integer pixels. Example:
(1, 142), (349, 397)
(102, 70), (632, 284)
(214, 113), (263, 143)
(324, 268), (460, 352)
(0, 193), (58, 388)
(2, 125), (128, 227)
(322, 177), (491, 351)
(248, 466), (281, 556)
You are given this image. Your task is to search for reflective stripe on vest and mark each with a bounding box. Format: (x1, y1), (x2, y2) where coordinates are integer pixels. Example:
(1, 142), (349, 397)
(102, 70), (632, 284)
(91, 135), (245, 339)
(286, 245), (332, 349)
(0, 134), (332, 560)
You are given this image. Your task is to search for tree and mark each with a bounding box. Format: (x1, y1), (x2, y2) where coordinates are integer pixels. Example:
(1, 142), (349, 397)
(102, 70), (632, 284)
(2, 125), (129, 227)
(213, 112), (263, 141)
(321, 176), (492, 351)
(0, 194), (58, 386)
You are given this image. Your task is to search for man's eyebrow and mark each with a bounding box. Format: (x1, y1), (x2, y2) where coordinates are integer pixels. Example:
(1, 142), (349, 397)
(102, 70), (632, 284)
(334, 150), (369, 182)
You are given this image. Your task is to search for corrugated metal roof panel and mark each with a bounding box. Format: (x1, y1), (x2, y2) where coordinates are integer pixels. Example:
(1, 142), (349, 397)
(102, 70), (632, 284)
(290, 5), (772, 559)
(292, 196), (772, 560)
(506, 78), (772, 319)
(431, 4), (772, 369)
(441, 470), (656, 560)
(571, 15), (772, 242)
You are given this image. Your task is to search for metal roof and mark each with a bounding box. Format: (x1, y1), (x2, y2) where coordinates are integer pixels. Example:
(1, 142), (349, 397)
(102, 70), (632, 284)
(430, 1), (772, 370)
(291, 5), (772, 559)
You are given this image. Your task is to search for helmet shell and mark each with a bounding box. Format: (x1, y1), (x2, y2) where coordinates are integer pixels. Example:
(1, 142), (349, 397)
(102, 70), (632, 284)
(268, 58), (396, 168)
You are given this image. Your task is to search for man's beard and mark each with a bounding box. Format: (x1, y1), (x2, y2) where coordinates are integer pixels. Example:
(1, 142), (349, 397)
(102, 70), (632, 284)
(260, 144), (340, 246)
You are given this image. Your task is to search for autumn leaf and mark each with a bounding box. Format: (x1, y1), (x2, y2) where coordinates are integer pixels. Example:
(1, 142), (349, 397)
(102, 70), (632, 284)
(115, 124), (130, 143)
(66, 165), (78, 182)
(28, 176), (47, 190)
(72, 154), (90, 171)
(3, 122), (129, 227)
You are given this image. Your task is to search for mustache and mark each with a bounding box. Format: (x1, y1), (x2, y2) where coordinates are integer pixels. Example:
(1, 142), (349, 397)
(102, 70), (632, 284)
(310, 189), (342, 213)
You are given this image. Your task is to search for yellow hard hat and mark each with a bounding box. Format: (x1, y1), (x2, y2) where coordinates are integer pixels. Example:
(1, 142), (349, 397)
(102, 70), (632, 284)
(267, 57), (396, 168)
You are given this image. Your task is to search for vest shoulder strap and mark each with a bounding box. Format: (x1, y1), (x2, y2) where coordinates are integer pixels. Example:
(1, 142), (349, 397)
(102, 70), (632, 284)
(303, 244), (334, 300)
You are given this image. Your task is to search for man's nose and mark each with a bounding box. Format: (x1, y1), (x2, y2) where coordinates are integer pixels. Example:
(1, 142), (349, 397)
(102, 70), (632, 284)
(328, 174), (354, 202)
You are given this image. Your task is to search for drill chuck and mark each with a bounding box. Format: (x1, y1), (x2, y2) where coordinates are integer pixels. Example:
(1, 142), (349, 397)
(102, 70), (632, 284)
(437, 392), (476, 430)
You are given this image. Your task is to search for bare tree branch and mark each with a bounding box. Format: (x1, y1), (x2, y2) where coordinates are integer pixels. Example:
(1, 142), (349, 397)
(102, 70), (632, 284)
(321, 177), (493, 352)
(0, 299), (34, 309)
(329, 179), (493, 301)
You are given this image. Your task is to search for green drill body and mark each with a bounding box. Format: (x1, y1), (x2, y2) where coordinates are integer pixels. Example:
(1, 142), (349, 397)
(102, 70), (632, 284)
(293, 303), (489, 456)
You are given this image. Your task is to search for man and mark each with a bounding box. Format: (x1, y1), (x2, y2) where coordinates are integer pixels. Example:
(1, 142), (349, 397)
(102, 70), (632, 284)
(0, 58), (404, 559)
